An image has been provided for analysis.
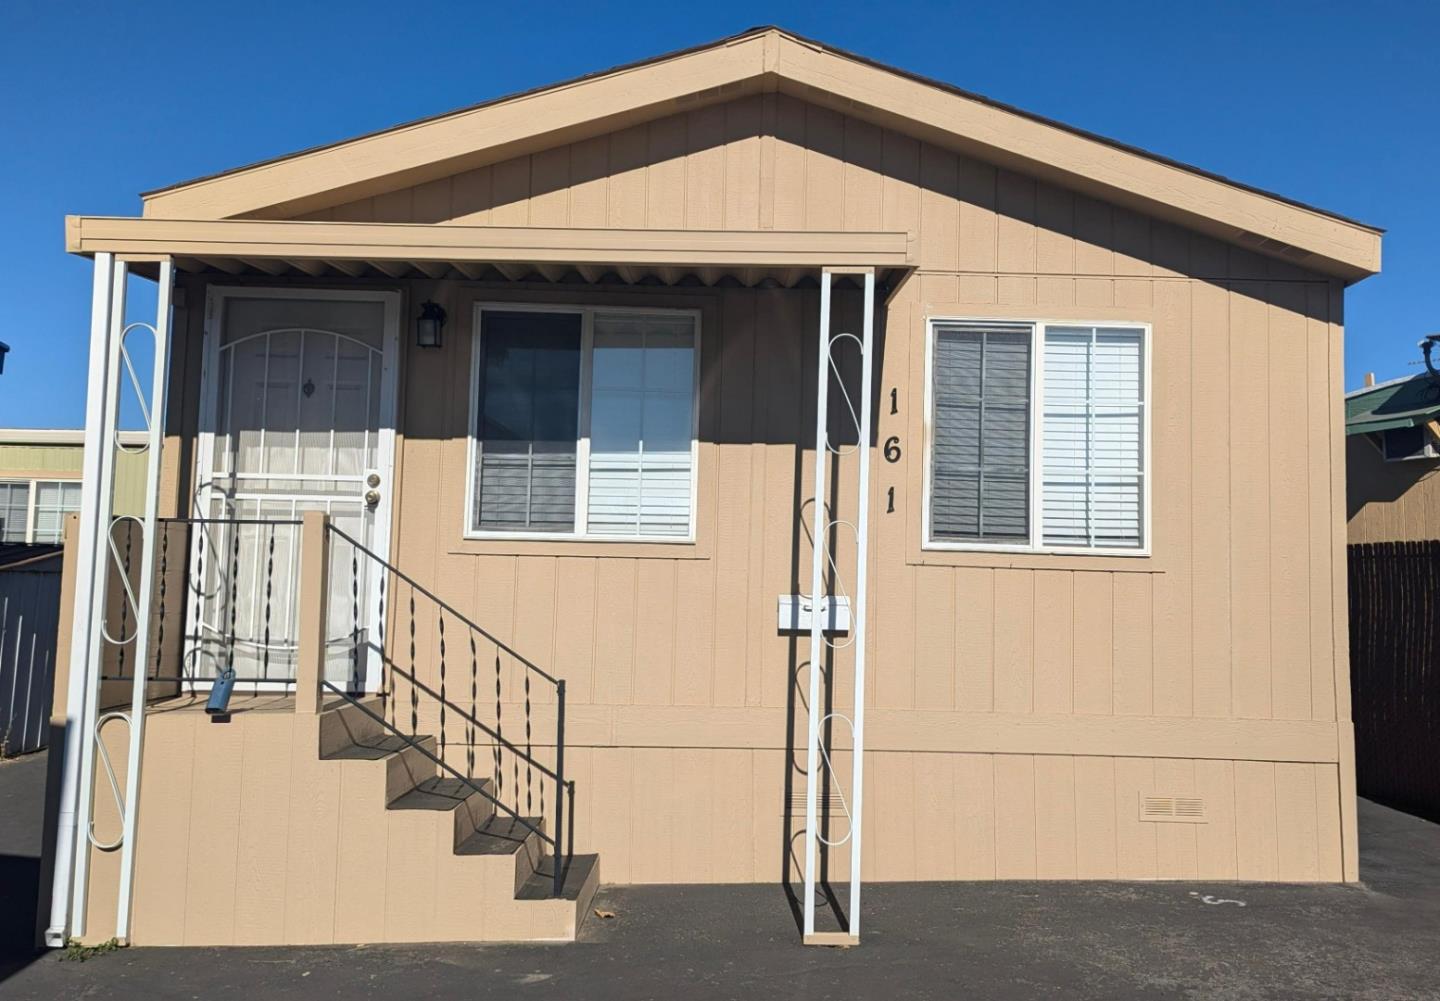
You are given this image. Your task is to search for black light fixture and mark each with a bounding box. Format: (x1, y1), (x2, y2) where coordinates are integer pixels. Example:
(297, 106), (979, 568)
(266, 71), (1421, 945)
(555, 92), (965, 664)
(416, 300), (447, 349)
(0, 341), (8, 375)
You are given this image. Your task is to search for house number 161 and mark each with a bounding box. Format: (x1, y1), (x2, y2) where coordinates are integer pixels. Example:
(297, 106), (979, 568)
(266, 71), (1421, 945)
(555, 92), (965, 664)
(885, 387), (901, 513)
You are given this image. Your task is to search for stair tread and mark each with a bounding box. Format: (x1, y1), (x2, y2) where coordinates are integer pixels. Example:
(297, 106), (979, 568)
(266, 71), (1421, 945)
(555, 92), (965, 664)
(517, 853), (599, 901)
(321, 734), (435, 761)
(455, 816), (544, 856)
(389, 776), (491, 811)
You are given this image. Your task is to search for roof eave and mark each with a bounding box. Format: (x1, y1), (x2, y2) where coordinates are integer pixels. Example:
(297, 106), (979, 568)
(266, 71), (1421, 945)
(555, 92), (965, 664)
(134, 26), (1382, 283)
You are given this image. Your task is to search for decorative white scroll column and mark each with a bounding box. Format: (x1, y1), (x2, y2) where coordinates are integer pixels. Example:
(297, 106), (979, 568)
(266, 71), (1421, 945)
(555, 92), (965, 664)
(47, 256), (174, 946)
(801, 267), (876, 946)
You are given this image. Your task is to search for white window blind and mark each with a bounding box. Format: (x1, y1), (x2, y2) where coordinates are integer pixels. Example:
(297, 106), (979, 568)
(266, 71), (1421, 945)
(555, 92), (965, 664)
(1042, 326), (1144, 549)
(587, 314), (695, 537)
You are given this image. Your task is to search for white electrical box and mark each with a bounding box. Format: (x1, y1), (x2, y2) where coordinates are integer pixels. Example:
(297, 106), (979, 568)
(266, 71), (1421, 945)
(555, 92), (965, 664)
(777, 595), (851, 634)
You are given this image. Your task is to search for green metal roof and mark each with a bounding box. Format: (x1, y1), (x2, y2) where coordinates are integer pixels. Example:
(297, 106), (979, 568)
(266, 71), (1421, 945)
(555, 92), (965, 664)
(1346, 375), (1440, 434)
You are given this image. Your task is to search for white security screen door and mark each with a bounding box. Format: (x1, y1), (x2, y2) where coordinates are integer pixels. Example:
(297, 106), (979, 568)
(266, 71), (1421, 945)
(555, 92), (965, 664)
(191, 288), (400, 692)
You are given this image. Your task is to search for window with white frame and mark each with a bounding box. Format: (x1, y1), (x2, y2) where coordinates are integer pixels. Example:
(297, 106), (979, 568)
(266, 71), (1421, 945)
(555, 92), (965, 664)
(0, 481), (28, 543)
(468, 305), (699, 540)
(32, 481), (83, 544)
(926, 319), (1147, 553)
(0, 479), (83, 544)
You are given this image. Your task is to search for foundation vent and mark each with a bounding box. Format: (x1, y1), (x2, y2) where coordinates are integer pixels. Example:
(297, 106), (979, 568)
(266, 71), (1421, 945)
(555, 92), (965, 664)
(1139, 794), (1207, 823)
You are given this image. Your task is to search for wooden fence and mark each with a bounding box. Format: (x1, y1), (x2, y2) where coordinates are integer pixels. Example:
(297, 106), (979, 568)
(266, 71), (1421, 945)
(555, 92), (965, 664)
(1348, 541), (1440, 823)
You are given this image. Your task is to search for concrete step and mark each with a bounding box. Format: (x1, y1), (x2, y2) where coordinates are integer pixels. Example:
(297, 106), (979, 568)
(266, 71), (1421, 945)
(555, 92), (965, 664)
(518, 852), (600, 902)
(315, 695), (600, 944)
(505, 853), (602, 942)
(322, 733), (438, 804)
(457, 815), (545, 895)
(388, 776), (496, 849)
(317, 696), (387, 756)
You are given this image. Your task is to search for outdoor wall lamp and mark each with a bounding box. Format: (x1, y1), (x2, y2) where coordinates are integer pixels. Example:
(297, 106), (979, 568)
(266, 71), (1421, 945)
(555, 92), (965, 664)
(416, 300), (447, 349)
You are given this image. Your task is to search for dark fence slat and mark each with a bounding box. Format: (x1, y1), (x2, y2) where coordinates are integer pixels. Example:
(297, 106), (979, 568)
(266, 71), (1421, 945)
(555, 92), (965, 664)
(1349, 540), (1440, 823)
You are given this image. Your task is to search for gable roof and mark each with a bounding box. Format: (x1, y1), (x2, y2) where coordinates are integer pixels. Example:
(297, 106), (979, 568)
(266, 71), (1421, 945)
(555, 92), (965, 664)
(139, 26), (1381, 282)
(1346, 375), (1440, 435)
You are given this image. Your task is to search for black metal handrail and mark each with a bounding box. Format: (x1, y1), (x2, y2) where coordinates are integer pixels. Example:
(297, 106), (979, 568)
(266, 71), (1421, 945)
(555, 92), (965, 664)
(386, 661), (563, 782)
(326, 523), (572, 897)
(327, 524), (559, 686)
(320, 680), (572, 858)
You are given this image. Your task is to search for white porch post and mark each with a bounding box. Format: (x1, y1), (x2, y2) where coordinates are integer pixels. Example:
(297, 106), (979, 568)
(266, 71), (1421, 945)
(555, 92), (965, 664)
(47, 256), (173, 946)
(801, 270), (833, 942)
(801, 267), (876, 945)
(47, 253), (122, 945)
(848, 268), (875, 937)
(115, 260), (175, 942)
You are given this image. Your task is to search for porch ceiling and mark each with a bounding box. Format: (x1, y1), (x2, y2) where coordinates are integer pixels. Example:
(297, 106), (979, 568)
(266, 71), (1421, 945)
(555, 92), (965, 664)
(65, 215), (914, 290)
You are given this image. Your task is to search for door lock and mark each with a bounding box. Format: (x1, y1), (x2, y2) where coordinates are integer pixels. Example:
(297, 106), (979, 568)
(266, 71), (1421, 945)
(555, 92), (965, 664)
(366, 472), (382, 488)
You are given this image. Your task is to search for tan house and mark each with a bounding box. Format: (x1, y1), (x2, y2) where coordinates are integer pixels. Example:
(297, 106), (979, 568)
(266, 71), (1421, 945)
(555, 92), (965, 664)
(45, 27), (1380, 950)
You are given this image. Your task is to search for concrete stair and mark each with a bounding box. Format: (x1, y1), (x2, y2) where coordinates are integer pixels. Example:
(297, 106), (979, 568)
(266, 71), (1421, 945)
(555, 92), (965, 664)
(316, 699), (599, 943)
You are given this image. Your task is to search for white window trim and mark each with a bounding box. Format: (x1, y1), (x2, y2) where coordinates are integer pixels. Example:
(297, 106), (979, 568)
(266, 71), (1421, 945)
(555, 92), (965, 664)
(0, 478), (83, 545)
(0, 479), (32, 545)
(464, 301), (702, 544)
(921, 315), (1152, 557)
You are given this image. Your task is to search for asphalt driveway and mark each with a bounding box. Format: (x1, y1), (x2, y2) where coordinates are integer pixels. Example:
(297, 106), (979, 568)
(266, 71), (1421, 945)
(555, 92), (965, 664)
(2, 749), (1436, 1000)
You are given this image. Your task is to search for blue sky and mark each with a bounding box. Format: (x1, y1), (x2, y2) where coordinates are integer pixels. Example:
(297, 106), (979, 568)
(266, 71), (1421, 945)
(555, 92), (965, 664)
(1, 0), (1435, 427)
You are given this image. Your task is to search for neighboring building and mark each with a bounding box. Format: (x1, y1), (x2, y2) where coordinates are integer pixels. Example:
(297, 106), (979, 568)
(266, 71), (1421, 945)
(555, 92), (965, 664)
(0, 431), (145, 756)
(1346, 374), (1440, 543)
(1345, 373), (1440, 824)
(47, 27), (1380, 950)
(0, 429), (148, 542)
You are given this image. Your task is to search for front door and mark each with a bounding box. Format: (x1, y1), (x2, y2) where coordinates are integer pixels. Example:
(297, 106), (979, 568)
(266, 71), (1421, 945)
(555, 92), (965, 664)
(190, 287), (400, 692)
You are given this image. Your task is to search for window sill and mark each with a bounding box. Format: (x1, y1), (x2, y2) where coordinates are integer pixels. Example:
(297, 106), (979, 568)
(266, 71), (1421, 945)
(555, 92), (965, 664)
(448, 536), (709, 560)
(907, 547), (1165, 573)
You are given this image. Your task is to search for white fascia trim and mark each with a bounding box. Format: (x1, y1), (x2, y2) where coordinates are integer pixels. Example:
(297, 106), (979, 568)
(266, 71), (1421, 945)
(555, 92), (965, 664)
(0, 428), (149, 446)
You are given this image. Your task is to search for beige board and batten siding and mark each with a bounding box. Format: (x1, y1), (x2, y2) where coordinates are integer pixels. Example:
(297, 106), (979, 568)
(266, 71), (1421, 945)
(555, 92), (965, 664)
(268, 92), (1355, 883)
(1346, 433), (1440, 544)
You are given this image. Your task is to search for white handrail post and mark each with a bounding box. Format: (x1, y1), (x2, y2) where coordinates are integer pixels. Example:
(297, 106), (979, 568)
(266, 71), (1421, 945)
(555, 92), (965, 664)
(114, 259), (174, 943)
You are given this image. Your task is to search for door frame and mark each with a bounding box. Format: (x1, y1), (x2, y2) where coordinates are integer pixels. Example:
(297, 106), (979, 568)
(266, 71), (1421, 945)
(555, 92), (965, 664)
(194, 284), (402, 693)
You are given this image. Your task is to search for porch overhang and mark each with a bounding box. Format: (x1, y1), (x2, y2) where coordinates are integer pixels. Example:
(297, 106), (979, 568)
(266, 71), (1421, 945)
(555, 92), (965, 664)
(65, 215), (915, 290)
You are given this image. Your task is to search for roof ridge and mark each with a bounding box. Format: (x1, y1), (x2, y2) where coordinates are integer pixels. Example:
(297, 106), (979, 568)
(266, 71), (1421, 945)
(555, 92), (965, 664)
(137, 26), (1380, 235)
(1346, 371), (1426, 399)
